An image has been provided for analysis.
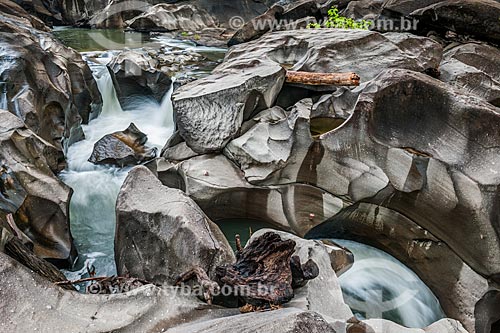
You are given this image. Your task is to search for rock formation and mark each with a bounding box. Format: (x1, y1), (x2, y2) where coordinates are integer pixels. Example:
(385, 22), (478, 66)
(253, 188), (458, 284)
(88, 123), (158, 167)
(107, 50), (173, 107)
(0, 110), (76, 267)
(115, 166), (235, 285)
(0, 1), (102, 150)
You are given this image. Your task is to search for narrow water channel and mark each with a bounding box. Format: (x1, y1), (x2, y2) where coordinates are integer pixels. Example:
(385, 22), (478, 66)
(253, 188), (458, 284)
(54, 29), (225, 281)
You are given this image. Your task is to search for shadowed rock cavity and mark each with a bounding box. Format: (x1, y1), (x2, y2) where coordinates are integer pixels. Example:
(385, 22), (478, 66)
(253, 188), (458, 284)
(107, 49), (173, 109)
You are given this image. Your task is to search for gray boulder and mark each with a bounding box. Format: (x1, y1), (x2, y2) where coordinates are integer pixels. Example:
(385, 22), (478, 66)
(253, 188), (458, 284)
(0, 110), (76, 267)
(410, 0), (500, 45)
(440, 43), (500, 106)
(173, 59), (285, 153)
(382, 0), (443, 16)
(115, 166), (235, 285)
(333, 317), (468, 333)
(88, 123), (157, 167)
(126, 3), (216, 32)
(107, 49), (172, 108)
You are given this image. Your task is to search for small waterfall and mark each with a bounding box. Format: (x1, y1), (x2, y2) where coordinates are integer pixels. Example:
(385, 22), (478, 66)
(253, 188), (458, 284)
(0, 82), (7, 110)
(334, 240), (445, 328)
(61, 61), (175, 281)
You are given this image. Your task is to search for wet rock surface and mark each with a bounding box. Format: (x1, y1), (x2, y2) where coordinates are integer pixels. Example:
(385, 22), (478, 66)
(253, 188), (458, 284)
(410, 0), (500, 45)
(0, 110), (76, 266)
(89, 123), (157, 167)
(0, 3), (102, 150)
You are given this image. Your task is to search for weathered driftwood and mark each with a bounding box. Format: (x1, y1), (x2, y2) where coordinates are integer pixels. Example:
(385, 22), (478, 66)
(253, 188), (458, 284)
(2, 215), (75, 291)
(285, 71), (360, 86)
(176, 232), (319, 309)
(175, 266), (220, 304)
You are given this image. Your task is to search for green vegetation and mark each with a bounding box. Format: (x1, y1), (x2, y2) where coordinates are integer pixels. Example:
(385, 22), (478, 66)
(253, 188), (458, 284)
(308, 7), (371, 30)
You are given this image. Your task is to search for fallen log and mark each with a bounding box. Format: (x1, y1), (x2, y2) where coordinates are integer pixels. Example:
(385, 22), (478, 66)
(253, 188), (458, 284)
(176, 232), (319, 310)
(285, 71), (360, 86)
(1, 214), (75, 291)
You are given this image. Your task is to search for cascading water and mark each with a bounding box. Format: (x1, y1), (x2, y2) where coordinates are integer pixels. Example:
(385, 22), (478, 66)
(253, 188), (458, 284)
(0, 82), (7, 110)
(60, 53), (175, 280)
(334, 240), (445, 328)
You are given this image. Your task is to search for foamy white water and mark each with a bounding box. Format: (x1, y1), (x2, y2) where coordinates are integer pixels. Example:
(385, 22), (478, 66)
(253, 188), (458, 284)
(335, 240), (445, 328)
(61, 56), (174, 278)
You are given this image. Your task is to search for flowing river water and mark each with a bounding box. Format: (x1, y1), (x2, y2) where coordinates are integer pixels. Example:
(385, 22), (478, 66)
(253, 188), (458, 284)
(54, 29), (445, 327)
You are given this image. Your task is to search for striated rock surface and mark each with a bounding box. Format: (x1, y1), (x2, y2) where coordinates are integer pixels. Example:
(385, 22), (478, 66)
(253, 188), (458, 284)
(127, 3), (216, 32)
(166, 308), (337, 333)
(410, 0), (500, 45)
(115, 166), (235, 285)
(173, 59), (285, 153)
(0, 4), (102, 150)
(440, 43), (500, 106)
(88, 123), (157, 167)
(0, 251), (237, 332)
(0, 110), (76, 266)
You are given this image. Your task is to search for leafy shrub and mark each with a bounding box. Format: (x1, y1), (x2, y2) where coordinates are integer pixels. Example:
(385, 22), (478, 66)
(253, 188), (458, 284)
(308, 7), (371, 30)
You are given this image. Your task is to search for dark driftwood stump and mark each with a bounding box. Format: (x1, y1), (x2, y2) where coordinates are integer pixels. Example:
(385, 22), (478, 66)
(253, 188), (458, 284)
(176, 232), (319, 308)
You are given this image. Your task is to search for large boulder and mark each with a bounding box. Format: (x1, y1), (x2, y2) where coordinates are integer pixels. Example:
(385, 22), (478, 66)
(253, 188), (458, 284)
(173, 59), (285, 153)
(440, 43), (500, 106)
(88, 123), (157, 167)
(0, 5), (102, 150)
(107, 49), (172, 108)
(115, 166), (235, 285)
(223, 29), (442, 82)
(410, 0), (500, 45)
(126, 3), (216, 32)
(0, 110), (76, 266)
(174, 29), (441, 153)
(382, 0), (442, 16)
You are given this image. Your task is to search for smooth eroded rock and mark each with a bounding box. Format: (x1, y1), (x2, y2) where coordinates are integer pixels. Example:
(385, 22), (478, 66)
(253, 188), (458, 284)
(115, 166), (235, 285)
(107, 49), (172, 108)
(0, 110), (76, 266)
(0, 6), (102, 150)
